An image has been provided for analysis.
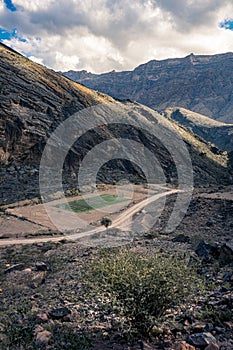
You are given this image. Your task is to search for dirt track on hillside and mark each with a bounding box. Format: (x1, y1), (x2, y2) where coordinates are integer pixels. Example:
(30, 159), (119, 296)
(0, 186), (177, 246)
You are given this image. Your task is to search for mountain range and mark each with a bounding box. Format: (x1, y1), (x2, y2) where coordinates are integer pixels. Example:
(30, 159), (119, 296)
(0, 43), (232, 204)
(62, 53), (233, 124)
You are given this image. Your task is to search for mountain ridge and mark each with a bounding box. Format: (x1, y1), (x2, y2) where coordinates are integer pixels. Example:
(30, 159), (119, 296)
(62, 52), (233, 123)
(163, 107), (233, 152)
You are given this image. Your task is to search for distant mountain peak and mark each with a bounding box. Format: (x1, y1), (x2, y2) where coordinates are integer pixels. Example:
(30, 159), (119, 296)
(62, 52), (233, 124)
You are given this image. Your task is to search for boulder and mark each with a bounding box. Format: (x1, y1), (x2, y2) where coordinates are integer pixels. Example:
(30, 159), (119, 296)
(175, 341), (195, 350)
(187, 332), (217, 348)
(36, 313), (49, 323)
(35, 330), (51, 349)
(48, 306), (71, 320)
(172, 234), (191, 243)
(35, 262), (49, 271)
(195, 241), (214, 258)
(4, 263), (25, 274)
(219, 242), (233, 264)
(204, 343), (219, 350)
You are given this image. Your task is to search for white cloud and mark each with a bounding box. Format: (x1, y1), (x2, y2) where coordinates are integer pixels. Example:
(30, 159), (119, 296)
(13, 0), (55, 12)
(0, 0), (4, 12)
(29, 55), (44, 65)
(1, 0), (233, 72)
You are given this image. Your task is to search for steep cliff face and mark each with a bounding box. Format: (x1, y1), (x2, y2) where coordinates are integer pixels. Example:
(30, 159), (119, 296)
(0, 44), (231, 204)
(63, 53), (233, 123)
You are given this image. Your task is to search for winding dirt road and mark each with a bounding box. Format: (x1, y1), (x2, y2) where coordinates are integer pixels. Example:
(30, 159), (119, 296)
(0, 188), (180, 246)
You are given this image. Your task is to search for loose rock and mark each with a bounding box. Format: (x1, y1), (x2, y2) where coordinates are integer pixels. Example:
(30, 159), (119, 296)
(36, 313), (49, 323)
(204, 343), (219, 350)
(4, 263), (25, 274)
(175, 341), (195, 350)
(219, 242), (233, 264)
(48, 306), (71, 320)
(187, 332), (217, 348)
(35, 262), (49, 271)
(35, 330), (51, 349)
(195, 241), (214, 258)
(172, 234), (191, 243)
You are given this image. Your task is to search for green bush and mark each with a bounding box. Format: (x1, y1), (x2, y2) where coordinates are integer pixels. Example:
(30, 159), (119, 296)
(85, 247), (201, 339)
(50, 324), (92, 350)
(0, 318), (91, 350)
(198, 305), (233, 325)
(1, 314), (36, 350)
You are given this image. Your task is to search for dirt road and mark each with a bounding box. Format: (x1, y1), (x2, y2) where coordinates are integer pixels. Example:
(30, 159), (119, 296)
(0, 188), (180, 246)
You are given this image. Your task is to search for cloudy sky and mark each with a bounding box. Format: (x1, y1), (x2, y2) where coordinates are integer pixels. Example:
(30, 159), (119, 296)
(0, 0), (233, 73)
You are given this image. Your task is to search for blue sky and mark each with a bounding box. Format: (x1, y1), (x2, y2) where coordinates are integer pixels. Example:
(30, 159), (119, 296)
(0, 0), (233, 73)
(0, 1), (26, 44)
(4, 0), (16, 12)
(0, 0), (18, 42)
(0, 27), (26, 43)
(0, 27), (16, 40)
(220, 19), (233, 31)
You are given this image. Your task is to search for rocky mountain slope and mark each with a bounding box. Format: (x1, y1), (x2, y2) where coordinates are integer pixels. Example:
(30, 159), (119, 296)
(62, 53), (233, 123)
(0, 42), (114, 165)
(163, 107), (233, 152)
(0, 44), (231, 204)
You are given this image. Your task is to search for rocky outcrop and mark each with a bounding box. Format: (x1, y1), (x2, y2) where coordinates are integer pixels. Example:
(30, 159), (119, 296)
(62, 53), (233, 123)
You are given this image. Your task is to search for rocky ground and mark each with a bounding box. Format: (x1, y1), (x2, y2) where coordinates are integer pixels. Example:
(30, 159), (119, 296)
(0, 187), (232, 350)
(156, 186), (233, 245)
(0, 240), (232, 350)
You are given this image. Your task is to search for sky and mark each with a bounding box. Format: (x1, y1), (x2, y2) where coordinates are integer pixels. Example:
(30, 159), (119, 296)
(0, 0), (233, 73)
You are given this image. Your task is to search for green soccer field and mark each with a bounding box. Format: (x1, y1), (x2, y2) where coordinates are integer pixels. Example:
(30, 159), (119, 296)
(55, 194), (129, 213)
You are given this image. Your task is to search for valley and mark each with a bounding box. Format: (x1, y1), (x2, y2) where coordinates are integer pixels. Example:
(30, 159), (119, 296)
(0, 42), (233, 350)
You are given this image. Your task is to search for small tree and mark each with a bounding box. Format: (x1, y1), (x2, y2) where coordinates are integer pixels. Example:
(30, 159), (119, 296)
(100, 217), (112, 231)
